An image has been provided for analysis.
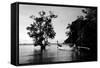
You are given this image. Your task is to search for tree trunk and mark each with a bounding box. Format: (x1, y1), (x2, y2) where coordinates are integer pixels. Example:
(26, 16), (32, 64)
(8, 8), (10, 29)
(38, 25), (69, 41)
(41, 45), (46, 52)
(42, 45), (46, 50)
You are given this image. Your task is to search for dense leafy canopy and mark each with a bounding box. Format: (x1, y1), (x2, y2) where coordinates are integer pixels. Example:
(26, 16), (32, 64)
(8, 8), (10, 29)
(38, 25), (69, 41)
(26, 11), (57, 49)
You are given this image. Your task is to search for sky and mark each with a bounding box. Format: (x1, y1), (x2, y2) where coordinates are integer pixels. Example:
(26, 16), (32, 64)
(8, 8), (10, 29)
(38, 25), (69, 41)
(19, 4), (85, 43)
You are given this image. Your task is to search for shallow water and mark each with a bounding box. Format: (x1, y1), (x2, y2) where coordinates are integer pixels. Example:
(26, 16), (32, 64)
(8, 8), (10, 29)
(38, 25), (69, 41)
(19, 44), (91, 64)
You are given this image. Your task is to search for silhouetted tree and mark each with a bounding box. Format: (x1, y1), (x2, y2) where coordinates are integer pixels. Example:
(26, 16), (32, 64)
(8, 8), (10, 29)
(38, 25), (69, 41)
(64, 16), (84, 45)
(81, 8), (97, 59)
(64, 7), (97, 52)
(26, 11), (57, 51)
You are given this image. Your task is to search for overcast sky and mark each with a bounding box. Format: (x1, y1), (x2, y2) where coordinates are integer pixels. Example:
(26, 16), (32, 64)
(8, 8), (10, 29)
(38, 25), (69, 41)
(19, 4), (85, 43)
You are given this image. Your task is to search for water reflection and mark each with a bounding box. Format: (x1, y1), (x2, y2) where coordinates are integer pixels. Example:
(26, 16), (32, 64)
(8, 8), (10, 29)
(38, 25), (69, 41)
(19, 44), (90, 64)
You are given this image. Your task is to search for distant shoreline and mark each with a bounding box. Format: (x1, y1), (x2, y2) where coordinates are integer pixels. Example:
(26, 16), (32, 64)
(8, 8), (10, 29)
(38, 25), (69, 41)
(19, 43), (57, 45)
(19, 43), (64, 46)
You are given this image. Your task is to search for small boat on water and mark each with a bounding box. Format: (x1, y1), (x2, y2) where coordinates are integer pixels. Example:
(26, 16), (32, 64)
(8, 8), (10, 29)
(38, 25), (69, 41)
(57, 46), (74, 50)
(57, 41), (75, 50)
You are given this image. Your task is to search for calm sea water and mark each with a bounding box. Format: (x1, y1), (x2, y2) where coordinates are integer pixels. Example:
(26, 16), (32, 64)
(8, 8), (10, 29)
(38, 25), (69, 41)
(19, 44), (90, 64)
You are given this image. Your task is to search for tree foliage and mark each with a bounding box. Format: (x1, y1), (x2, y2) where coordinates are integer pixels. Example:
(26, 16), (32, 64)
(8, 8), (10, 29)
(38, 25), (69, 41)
(26, 11), (57, 49)
(64, 7), (97, 48)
